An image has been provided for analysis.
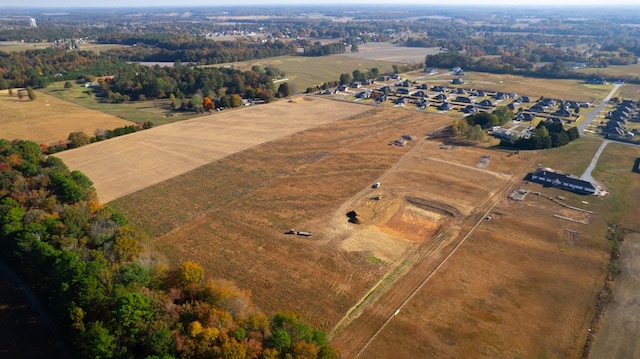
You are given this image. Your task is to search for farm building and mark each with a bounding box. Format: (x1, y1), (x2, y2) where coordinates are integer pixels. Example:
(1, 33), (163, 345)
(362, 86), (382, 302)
(530, 168), (597, 194)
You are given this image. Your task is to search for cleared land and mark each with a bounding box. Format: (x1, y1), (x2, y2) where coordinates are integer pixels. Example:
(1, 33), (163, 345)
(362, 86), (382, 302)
(110, 106), (455, 328)
(56, 97), (373, 203)
(0, 89), (132, 145)
(101, 97), (621, 358)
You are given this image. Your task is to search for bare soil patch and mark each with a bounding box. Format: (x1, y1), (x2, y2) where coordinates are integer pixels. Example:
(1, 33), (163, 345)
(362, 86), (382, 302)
(589, 233), (640, 359)
(56, 96), (372, 203)
(338, 185), (609, 359)
(0, 89), (132, 145)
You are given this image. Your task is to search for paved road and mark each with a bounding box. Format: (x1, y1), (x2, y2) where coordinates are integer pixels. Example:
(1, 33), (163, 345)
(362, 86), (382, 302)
(580, 140), (609, 185)
(578, 84), (621, 135)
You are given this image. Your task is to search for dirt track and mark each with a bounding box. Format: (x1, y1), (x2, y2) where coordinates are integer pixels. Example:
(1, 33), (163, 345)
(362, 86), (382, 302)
(589, 233), (640, 359)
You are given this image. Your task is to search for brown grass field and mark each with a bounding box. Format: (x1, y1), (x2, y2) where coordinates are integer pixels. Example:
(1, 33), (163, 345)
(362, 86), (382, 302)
(55, 97), (373, 203)
(0, 89), (132, 145)
(9, 69), (638, 358)
(90, 95), (636, 358)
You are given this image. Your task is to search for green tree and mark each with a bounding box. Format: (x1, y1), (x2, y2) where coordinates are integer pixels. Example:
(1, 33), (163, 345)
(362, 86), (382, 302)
(190, 94), (203, 113)
(78, 321), (116, 359)
(64, 81), (73, 89)
(269, 329), (291, 353)
(468, 124), (486, 143)
(26, 86), (36, 101)
(277, 82), (292, 98)
(339, 73), (352, 85)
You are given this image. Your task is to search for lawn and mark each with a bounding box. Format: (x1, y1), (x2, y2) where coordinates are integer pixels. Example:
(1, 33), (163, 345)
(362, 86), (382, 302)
(40, 81), (202, 126)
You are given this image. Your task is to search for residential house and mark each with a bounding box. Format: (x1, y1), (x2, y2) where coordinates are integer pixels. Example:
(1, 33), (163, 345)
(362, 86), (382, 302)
(478, 99), (494, 107)
(530, 168), (597, 195)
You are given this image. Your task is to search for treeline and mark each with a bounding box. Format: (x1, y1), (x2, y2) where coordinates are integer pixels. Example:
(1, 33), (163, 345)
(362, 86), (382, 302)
(298, 41), (346, 57)
(0, 139), (340, 359)
(501, 121), (580, 150)
(425, 52), (640, 84)
(98, 63), (281, 106)
(96, 34), (297, 65)
(0, 48), (130, 89)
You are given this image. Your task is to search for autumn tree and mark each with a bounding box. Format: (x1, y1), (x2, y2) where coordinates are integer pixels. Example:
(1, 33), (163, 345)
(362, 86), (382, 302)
(68, 131), (91, 148)
(8, 88), (13, 96)
(178, 260), (205, 286)
(230, 94), (242, 107)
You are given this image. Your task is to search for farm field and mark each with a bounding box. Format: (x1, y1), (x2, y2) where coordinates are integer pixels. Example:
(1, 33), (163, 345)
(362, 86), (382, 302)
(100, 95), (626, 358)
(0, 89), (132, 145)
(206, 55), (401, 92)
(110, 105), (456, 328)
(55, 96), (373, 203)
(339, 42), (441, 63)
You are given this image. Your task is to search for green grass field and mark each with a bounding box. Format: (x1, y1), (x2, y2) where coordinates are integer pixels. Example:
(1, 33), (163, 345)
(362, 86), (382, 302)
(205, 55), (402, 92)
(41, 81), (203, 125)
(535, 137), (604, 178)
(575, 63), (640, 79)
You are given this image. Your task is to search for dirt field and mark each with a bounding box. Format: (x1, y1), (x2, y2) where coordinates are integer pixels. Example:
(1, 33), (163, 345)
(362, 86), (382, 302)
(0, 89), (132, 145)
(56, 97), (372, 203)
(590, 233), (640, 359)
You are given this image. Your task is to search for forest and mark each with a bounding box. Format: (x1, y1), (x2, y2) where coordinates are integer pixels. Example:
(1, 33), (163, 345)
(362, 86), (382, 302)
(0, 139), (339, 359)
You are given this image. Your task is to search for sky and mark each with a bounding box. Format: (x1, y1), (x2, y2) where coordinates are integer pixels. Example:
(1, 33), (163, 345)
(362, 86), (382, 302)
(1, 0), (639, 7)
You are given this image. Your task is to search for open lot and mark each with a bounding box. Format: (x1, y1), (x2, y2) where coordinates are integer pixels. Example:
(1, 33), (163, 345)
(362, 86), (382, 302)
(55, 96), (373, 203)
(0, 89), (132, 145)
(94, 97), (625, 358)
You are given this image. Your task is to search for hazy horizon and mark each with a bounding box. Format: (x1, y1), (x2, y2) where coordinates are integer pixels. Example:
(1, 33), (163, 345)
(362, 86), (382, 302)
(1, 0), (639, 8)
